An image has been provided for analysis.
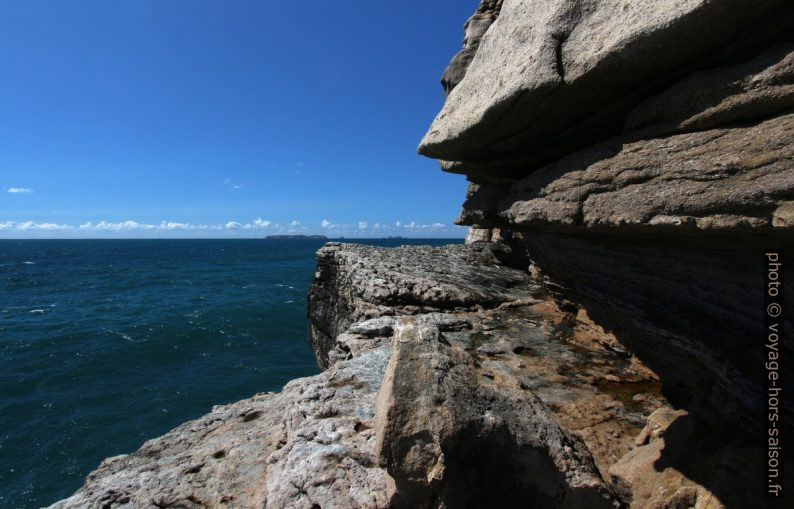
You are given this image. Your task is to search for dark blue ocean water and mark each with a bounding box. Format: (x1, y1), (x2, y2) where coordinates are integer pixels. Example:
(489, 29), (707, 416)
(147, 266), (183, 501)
(0, 238), (461, 508)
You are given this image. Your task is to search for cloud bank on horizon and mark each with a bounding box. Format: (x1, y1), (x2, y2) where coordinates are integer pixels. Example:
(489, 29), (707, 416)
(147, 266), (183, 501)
(0, 1), (475, 242)
(0, 218), (466, 238)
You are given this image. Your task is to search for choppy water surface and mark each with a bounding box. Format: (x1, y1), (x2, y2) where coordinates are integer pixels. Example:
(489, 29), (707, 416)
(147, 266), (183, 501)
(0, 238), (461, 508)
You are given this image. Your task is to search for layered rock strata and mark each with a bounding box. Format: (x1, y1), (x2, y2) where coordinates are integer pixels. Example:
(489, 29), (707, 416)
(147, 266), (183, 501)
(421, 0), (794, 445)
(420, 0), (794, 177)
(307, 242), (534, 369)
(49, 1), (794, 507)
(54, 242), (729, 508)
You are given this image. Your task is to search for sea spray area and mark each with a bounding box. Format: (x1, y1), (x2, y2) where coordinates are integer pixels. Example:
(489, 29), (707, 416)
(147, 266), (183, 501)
(0, 238), (460, 508)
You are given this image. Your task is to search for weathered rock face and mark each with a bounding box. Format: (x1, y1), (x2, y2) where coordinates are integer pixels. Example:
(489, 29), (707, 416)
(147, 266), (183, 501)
(421, 0), (794, 440)
(53, 243), (693, 508)
(625, 44), (794, 137)
(374, 317), (616, 509)
(419, 0), (793, 177)
(307, 242), (537, 368)
(50, 325), (394, 509)
(463, 226), (493, 244)
(460, 112), (794, 230)
(416, 1), (794, 506)
(440, 0), (503, 96)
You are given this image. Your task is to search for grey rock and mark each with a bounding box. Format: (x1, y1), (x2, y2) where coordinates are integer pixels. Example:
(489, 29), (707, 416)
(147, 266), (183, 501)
(50, 342), (392, 509)
(440, 0), (503, 96)
(463, 227), (493, 244)
(419, 0), (788, 177)
(422, 0), (794, 443)
(347, 317), (395, 338)
(625, 44), (794, 137)
(308, 242), (540, 368)
(607, 408), (793, 508)
(373, 317), (619, 508)
(459, 112), (794, 230)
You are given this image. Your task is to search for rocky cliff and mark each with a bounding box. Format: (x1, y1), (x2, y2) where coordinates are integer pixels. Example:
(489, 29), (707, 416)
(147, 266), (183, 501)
(50, 1), (793, 507)
(51, 243), (650, 508)
(422, 0), (794, 441)
(52, 241), (780, 508)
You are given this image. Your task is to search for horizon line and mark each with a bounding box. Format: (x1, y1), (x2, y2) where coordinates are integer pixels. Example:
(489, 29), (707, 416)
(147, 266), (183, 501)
(0, 236), (467, 241)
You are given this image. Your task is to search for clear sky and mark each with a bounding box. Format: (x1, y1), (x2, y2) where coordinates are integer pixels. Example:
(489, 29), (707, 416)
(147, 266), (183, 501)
(0, 1), (477, 238)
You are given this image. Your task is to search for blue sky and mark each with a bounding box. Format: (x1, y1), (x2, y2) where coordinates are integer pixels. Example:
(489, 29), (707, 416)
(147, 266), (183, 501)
(0, 1), (476, 238)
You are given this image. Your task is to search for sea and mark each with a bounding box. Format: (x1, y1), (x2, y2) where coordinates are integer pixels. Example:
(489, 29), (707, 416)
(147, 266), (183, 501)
(0, 238), (462, 508)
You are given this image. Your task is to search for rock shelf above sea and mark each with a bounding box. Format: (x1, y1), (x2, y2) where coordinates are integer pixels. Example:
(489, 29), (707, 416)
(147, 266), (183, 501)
(50, 242), (771, 508)
(49, 0), (794, 505)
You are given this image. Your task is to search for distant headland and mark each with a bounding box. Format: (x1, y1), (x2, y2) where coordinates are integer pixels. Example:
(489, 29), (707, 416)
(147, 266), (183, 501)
(265, 234), (328, 240)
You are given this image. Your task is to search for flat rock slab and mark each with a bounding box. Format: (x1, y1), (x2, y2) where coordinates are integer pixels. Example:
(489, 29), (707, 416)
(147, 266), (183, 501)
(309, 242), (540, 367)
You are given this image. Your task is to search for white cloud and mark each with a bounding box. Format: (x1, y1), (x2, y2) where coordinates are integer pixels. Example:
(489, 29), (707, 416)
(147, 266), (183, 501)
(7, 187), (33, 194)
(160, 221), (193, 230)
(80, 220), (156, 231)
(5, 221), (70, 231)
(223, 179), (244, 190)
(0, 217), (465, 237)
(393, 220), (448, 230)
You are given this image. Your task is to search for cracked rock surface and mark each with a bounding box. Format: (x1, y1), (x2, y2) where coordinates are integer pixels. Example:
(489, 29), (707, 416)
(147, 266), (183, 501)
(50, 334), (393, 509)
(460, 112), (794, 230)
(308, 242), (536, 368)
(418, 0), (790, 176)
(420, 0), (794, 448)
(50, 243), (775, 508)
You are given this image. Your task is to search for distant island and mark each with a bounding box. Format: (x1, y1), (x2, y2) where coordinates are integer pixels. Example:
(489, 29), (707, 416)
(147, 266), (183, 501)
(265, 234), (328, 240)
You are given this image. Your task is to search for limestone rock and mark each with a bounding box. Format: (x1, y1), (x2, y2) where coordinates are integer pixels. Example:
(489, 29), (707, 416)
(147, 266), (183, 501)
(625, 44), (794, 136)
(419, 0), (788, 176)
(608, 408), (792, 509)
(49, 330), (394, 509)
(459, 112), (794, 230)
(420, 0), (794, 446)
(464, 227), (493, 244)
(374, 316), (619, 509)
(440, 0), (503, 96)
(308, 242), (539, 368)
